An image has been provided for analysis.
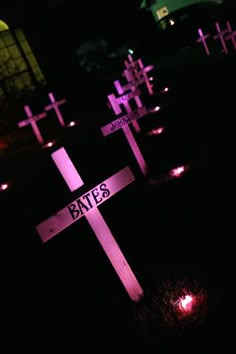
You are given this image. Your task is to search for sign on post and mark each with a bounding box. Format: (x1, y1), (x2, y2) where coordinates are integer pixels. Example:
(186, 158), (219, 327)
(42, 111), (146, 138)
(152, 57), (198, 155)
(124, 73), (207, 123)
(36, 147), (144, 302)
(17, 105), (47, 145)
(101, 103), (149, 176)
(123, 54), (154, 95)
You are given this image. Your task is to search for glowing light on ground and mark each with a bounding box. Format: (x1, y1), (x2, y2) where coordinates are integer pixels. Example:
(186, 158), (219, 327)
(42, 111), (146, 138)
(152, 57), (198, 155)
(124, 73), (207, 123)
(65, 120), (78, 128)
(0, 183), (9, 191)
(147, 164), (190, 185)
(146, 126), (165, 136)
(149, 105), (160, 113)
(0, 180), (12, 192)
(168, 165), (189, 178)
(178, 294), (194, 313)
(42, 140), (56, 149)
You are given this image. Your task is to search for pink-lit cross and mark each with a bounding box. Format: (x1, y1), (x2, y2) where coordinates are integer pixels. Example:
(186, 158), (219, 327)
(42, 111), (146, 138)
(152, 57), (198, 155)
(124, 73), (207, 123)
(101, 101), (149, 176)
(224, 27), (236, 50)
(213, 21), (232, 55)
(17, 105), (47, 145)
(122, 54), (154, 95)
(36, 147), (144, 302)
(45, 92), (67, 127)
(197, 28), (211, 56)
(108, 85), (143, 133)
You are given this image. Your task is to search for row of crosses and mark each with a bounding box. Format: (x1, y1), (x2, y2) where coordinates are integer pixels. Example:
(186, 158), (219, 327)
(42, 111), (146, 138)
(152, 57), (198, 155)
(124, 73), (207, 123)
(35, 54), (164, 302)
(17, 92), (77, 146)
(14, 54), (185, 304)
(197, 21), (236, 56)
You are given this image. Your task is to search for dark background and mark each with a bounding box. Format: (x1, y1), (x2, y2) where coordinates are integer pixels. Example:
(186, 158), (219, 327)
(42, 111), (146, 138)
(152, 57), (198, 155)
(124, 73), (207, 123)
(0, 1), (230, 353)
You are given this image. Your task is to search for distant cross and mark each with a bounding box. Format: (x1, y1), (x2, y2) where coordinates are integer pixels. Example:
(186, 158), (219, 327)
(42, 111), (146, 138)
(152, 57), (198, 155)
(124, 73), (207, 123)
(36, 147), (144, 302)
(101, 99), (149, 176)
(224, 26), (236, 50)
(17, 105), (47, 145)
(197, 28), (211, 56)
(123, 54), (154, 95)
(213, 21), (232, 55)
(109, 84), (142, 133)
(45, 92), (67, 127)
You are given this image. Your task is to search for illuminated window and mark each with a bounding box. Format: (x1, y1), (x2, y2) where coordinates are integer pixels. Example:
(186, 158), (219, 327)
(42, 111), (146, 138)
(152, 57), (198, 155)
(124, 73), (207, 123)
(0, 20), (9, 32)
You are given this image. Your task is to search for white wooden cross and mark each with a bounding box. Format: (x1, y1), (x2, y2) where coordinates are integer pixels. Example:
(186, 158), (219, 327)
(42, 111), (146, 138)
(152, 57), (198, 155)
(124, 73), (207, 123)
(45, 92), (66, 127)
(36, 147), (144, 302)
(101, 102), (149, 176)
(17, 105), (47, 145)
(196, 28), (211, 56)
(122, 54), (154, 95)
(213, 21), (232, 55)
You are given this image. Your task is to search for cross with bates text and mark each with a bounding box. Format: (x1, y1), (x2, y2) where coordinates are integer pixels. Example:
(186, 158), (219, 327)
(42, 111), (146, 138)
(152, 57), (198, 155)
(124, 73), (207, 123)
(35, 147), (144, 302)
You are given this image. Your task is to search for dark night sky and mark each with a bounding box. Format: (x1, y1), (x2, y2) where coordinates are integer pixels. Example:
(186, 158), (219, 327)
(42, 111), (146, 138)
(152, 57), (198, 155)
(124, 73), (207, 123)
(2, 0), (153, 89)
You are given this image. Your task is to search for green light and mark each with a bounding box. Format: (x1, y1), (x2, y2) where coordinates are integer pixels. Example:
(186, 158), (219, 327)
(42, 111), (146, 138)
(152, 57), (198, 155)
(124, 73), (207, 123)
(0, 19), (9, 31)
(128, 49), (134, 55)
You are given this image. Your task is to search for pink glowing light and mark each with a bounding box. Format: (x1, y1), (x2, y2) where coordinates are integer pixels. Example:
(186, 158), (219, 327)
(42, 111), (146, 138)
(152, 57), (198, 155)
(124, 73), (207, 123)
(0, 183), (9, 191)
(150, 105), (160, 113)
(45, 92), (66, 127)
(51, 147), (84, 191)
(147, 126), (165, 136)
(36, 158), (144, 302)
(178, 294), (194, 312)
(17, 105), (47, 145)
(42, 140), (56, 149)
(169, 165), (189, 178)
(163, 87), (169, 92)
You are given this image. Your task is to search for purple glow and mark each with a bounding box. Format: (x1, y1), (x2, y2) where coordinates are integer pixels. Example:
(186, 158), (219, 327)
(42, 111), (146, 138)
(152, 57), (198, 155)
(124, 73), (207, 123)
(45, 92), (66, 127)
(36, 163), (143, 302)
(17, 105), (47, 145)
(197, 28), (211, 56)
(51, 147), (84, 191)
